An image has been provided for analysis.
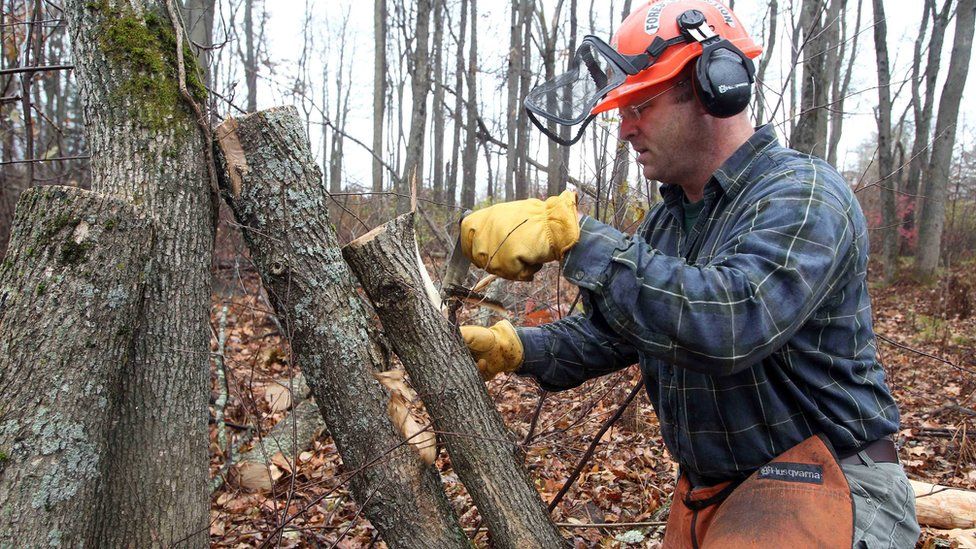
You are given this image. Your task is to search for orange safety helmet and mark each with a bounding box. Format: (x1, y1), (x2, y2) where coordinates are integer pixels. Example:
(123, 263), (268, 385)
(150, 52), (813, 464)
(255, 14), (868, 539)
(524, 0), (762, 145)
(594, 0), (762, 114)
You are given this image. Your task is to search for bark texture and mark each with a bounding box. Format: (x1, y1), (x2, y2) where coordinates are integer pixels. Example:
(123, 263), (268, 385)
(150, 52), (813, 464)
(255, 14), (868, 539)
(0, 186), (153, 547)
(401, 0), (432, 213)
(64, 0), (218, 544)
(791, 0), (836, 157)
(344, 213), (565, 549)
(872, 0), (897, 282)
(915, 0), (975, 277)
(217, 106), (467, 549)
(372, 0), (387, 193)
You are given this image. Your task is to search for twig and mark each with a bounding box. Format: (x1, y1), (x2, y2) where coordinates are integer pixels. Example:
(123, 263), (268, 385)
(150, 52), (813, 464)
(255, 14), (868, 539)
(0, 154), (90, 166)
(211, 305), (231, 492)
(0, 64), (72, 76)
(876, 333), (976, 376)
(324, 491), (376, 549)
(548, 378), (644, 512)
(522, 390), (548, 446)
(554, 521), (666, 529)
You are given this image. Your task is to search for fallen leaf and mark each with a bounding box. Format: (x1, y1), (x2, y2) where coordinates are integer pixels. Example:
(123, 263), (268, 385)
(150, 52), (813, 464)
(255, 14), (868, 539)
(387, 392), (437, 464)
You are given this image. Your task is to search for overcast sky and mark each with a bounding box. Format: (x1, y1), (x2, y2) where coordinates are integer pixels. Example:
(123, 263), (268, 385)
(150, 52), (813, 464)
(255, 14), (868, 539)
(238, 0), (975, 196)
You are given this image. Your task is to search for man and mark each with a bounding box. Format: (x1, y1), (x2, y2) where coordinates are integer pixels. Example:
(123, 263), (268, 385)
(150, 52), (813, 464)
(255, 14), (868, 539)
(458, 1), (920, 547)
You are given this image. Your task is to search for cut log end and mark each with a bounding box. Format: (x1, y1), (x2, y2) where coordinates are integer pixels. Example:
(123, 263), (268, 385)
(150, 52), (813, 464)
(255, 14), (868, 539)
(347, 221), (390, 248)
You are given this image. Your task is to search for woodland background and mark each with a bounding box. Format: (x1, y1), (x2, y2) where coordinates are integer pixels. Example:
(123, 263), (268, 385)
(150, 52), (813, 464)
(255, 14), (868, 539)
(0, 0), (975, 547)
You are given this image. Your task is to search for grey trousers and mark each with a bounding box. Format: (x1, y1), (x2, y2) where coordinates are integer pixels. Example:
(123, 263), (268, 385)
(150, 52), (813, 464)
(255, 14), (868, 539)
(842, 454), (920, 549)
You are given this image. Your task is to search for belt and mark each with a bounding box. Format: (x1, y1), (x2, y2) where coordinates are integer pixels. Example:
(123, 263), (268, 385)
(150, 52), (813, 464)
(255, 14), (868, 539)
(685, 437), (899, 488)
(837, 437), (899, 465)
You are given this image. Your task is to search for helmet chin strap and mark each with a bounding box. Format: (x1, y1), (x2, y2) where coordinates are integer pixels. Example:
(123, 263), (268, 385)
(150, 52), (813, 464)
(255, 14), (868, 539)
(526, 110), (596, 147)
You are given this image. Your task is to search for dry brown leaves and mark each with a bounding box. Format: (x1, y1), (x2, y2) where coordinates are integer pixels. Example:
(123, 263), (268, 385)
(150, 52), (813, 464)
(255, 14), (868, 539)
(208, 252), (976, 548)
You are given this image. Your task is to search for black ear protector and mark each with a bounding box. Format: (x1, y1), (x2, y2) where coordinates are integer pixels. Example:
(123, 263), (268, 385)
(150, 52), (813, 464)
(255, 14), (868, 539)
(677, 9), (756, 118)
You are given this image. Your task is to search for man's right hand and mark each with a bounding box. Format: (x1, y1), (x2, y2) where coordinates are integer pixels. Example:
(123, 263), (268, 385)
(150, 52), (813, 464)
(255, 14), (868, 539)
(460, 190), (580, 281)
(459, 320), (524, 380)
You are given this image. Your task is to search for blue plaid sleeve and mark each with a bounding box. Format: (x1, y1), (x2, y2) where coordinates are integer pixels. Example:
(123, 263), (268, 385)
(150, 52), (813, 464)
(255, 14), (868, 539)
(515, 307), (639, 391)
(563, 179), (857, 376)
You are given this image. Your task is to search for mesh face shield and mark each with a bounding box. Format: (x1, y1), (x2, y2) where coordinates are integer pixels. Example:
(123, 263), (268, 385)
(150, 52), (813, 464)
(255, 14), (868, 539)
(524, 34), (686, 146)
(525, 36), (644, 146)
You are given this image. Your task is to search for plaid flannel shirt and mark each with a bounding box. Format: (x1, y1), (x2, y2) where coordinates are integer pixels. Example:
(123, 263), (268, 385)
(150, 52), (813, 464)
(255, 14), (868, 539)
(517, 125), (900, 481)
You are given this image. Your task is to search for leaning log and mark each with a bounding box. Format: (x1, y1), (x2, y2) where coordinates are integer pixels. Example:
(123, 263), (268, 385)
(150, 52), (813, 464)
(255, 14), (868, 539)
(344, 213), (565, 548)
(216, 106), (467, 548)
(0, 186), (153, 547)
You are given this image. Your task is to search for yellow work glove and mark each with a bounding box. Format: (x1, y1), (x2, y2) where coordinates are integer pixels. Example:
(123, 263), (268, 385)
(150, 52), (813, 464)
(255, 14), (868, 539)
(459, 320), (524, 381)
(460, 190), (580, 281)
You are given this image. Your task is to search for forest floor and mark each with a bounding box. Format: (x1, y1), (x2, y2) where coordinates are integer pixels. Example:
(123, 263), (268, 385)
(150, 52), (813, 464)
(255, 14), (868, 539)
(207, 240), (976, 547)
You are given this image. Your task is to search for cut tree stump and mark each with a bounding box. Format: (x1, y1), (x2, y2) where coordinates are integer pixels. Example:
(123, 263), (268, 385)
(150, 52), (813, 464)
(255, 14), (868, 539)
(216, 106), (467, 548)
(0, 186), (153, 547)
(912, 480), (976, 529)
(344, 212), (566, 549)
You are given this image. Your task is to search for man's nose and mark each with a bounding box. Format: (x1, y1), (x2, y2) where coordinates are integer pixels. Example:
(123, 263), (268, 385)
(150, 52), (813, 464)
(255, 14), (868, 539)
(618, 116), (637, 142)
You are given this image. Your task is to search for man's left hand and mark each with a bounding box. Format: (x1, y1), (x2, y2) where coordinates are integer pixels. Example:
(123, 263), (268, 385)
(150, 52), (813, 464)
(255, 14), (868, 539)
(460, 190), (580, 281)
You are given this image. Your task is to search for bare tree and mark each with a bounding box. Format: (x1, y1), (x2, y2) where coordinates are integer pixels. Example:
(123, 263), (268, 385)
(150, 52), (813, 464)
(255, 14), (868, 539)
(400, 0), (432, 213)
(826, 0), (863, 167)
(504, 0), (523, 202)
(460, 0), (478, 208)
(182, 0), (215, 88)
(373, 0), (387, 193)
(792, 0), (840, 157)
(431, 0), (446, 203)
(871, 0), (897, 281)
(906, 0), (952, 240)
(242, 0), (258, 111)
(916, 0), (975, 277)
(447, 0), (467, 209)
(515, 0), (534, 199)
(535, 0), (565, 197)
(754, 0), (777, 126)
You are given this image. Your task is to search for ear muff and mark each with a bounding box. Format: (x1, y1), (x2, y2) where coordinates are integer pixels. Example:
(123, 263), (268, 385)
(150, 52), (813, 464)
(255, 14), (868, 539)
(675, 9), (756, 118)
(692, 41), (756, 118)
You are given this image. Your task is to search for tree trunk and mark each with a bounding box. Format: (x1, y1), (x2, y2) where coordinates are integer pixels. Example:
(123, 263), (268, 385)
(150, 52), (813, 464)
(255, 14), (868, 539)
(182, 0), (215, 89)
(401, 0), (432, 213)
(461, 0), (478, 208)
(64, 0), (218, 544)
(516, 0), (534, 199)
(373, 0), (387, 193)
(0, 186), (153, 547)
(754, 0), (777, 125)
(447, 0), (468, 209)
(243, 0), (257, 112)
(915, 0), (975, 277)
(907, 0), (952, 243)
(504, 0), (522, 202)
(344, 213), (565, 549)
(791, 0), (834, 157)
(827, 0), (862, 167)
(871, 0), (897, 282)
(431, 0), (446, 203)
(216, 106), (468, 548)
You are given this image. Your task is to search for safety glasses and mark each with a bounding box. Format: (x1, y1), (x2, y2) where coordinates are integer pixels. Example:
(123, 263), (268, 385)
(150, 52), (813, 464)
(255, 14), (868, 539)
(619, 79), (690, 122)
